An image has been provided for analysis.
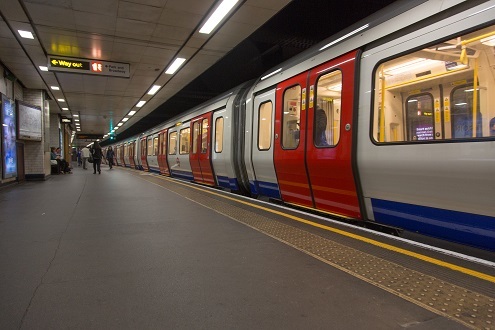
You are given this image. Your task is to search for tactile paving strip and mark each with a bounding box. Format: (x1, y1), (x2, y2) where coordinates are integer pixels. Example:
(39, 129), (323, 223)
(146, 174), (494, 329)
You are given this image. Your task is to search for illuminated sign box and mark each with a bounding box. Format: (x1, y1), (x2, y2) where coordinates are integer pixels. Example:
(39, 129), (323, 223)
(48, 56), (130, 78)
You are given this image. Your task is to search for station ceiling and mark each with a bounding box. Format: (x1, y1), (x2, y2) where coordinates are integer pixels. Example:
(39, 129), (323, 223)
(0, 0), (396, 146)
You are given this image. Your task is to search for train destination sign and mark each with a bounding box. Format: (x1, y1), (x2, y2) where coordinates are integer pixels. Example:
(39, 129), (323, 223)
(48, 56), (130, 78)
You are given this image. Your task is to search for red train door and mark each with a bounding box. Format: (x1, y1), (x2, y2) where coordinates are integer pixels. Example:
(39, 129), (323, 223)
(129, 142), (136, 169)
(273, 73), (312, 208)
(190, 113), (215, 185)
(306, 50), (361, 219)
(140, 137), (149, 171)
(157, 129), (170, 175)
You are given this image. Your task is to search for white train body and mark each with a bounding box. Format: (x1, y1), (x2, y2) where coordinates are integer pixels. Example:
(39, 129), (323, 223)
(106, 0), (495, 251)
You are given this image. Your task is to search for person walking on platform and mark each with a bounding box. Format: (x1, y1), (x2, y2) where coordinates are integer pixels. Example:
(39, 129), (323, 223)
(106, 146), (115, 169)
(81, 146), (90, 170)
(91, 142), (103, 174)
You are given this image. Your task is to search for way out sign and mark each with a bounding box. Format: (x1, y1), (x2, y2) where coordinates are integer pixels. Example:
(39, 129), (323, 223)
(48, 56), (130, 78)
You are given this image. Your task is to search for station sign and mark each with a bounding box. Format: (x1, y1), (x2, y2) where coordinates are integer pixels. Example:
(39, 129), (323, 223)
(48, 56), (130, 78)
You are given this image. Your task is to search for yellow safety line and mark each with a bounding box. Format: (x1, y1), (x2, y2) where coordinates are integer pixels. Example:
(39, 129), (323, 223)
(138, 171), (495, 283)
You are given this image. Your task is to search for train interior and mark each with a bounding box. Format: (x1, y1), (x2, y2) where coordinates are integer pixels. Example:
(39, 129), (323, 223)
(374, 25), (495, 142)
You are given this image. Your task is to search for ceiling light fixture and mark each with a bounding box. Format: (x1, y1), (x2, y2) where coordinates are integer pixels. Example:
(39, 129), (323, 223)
(199, 0), (239, 34)
(51, 86), (60, 90)
(117, 123), (123, 127)
(165, 58), (186, 74)
(136, 100), (146, 107)
(58, 99), (65, 102)
(62, 107), (69, 111)
(122, 117), (129, 122)
(128, 110), (137, 116)
(39, 66), (48, 71)
(147, 85), (161, 95)
(18, 30), (34, 39)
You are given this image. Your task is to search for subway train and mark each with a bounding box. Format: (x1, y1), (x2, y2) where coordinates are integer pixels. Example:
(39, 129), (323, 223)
(103, 0), (495, 251)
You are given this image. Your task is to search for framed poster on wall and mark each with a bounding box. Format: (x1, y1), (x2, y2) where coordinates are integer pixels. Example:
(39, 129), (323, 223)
(1, 94), (17, 179)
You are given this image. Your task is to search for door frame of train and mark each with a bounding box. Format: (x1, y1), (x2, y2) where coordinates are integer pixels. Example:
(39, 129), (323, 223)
(140, 136), (149, 171)
(157, 128), (170, 175)
(306, 50), (361, 219)
(273, 50), (362, 219)
(250, 88), (281, 198)
(190, 113), (216, 186)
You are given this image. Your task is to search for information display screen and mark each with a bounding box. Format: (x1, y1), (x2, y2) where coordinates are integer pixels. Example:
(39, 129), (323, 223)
(2, 94), (17, 179)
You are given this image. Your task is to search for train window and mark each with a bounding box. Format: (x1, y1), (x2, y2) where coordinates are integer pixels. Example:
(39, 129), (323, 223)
(406, 94), (434, 141)
(373, 25), (495, 143)
(124, 144), (128, 157)
(192, 122), (199, 154)
(282, 85), (301, 149)
(451, 85), (482, 138)
(315, 70), (342, 147)
(179, 128), (190, 154)
(153, 137), (158, 155)
(201, 119), (208, 153)
(215, 117), (224, 153)
(147, 139), (153, 156)
(258, 101), (273, 150)
(168, 132), (177, 155)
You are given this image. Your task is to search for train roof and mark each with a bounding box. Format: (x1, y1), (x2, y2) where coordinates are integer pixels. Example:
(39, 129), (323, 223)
(252, 0), (469, 92)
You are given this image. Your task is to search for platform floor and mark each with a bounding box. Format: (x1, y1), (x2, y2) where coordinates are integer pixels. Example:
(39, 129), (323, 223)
(1, 163), (494, 329)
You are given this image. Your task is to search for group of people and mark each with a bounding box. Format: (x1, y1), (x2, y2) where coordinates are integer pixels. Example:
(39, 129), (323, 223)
(53, 142), (116, 176)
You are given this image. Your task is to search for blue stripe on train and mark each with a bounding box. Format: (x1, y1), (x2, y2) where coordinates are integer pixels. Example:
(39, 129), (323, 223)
(216, 176), (240, 191)
(249, 180), (281, 199)
(371, 198), (495, 251)
(171, 169), (194, 181)
(148, 166), (160, 174)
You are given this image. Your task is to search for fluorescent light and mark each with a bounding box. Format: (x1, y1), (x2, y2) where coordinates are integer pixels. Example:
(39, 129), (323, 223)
(147, 85), (161, 95)
(136, 100), (146, 107)
(51, 86), (60, 90)
(455, 102), (468, 106)
(128, 110), (136, 116)
(58, 99), (65, 102)
(73, 114), (79, 117)
(165, 58), (186, 74)
(62, 107), (69, 111)
(74, 119), (79, 122)
(122, 117), (129, 122)
(320, 24), (369, 51)
(117, 123), (123, 127)
(481, 35), (495, 46)
(39, 66), (48, 71)
(199, 0), (239, 34)
(114, 126), (120, 130)
(18, 30), (34, 39)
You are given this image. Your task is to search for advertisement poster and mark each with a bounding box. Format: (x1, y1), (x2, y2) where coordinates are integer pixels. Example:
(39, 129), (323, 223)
(2, 94), (17, 179)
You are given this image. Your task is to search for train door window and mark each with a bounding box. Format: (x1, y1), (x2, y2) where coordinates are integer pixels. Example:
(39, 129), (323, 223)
(179, 128), (190, 154)
(168, 132), (177, 155)
(373, 24), (495, 143)
(451, 85), (482, 138)
(406, 94), (434, 141)
(315, 70), (342, 147)
(215, 117), (224, 153)
(201, 118), (208, 153)
(141, 140), (146, 157)
(161, 133), (167, 155)
(147, 139), (153, 156)
(192, 122), (199, 154)
(282, 85), (301, 149)
(258, 101), (273, 150)
(152, 137), (157, 155)
(124, 144), (128, 157)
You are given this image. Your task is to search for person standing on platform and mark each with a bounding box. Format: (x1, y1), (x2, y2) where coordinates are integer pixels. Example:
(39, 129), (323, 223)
(81, 146), (90, 170)
(91, 142), (103, 174)
(106, 146), (115, 169)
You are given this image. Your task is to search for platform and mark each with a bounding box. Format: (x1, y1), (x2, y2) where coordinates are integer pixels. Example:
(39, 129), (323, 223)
(1, 163), (494, 329)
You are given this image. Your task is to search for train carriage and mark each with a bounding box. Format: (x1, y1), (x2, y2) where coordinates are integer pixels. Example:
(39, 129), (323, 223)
(103, 0), (495, 250)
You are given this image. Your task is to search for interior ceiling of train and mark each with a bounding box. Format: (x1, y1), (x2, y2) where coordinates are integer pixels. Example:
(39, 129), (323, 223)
(0, 0), (397, 146)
